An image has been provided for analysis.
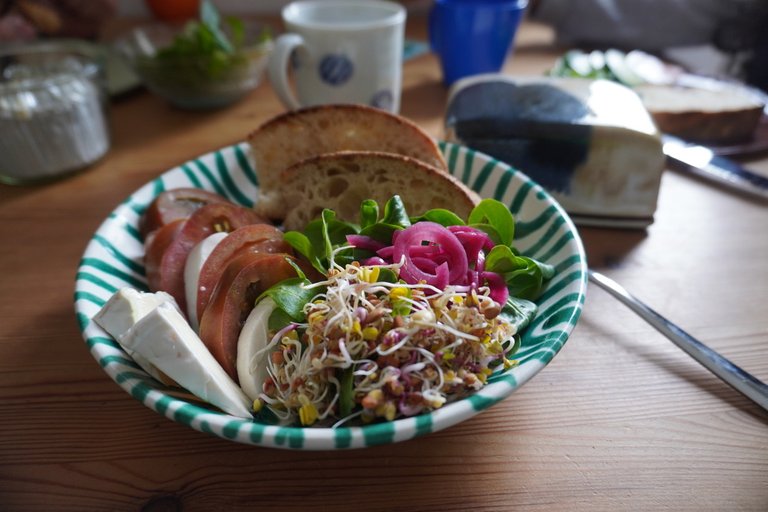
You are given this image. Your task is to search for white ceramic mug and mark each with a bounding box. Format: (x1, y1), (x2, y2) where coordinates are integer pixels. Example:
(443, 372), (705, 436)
(268, 0), (406, 113)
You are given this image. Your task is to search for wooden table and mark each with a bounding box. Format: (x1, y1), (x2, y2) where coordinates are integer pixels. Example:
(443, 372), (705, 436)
(1, 18), (766, 511)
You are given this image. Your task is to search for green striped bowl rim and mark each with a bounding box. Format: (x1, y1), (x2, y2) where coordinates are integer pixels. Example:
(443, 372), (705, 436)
(74, 141), (587, 449)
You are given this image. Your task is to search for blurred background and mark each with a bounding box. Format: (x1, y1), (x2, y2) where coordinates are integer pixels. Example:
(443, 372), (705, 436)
(1, 0), (764, 92)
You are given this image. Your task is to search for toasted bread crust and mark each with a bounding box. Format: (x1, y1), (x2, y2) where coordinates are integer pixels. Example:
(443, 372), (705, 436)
(635, 83), (765, 144)
(650, 109), (763, 144)
(247, 105), (448, 219)
(278, 151), (480, 231)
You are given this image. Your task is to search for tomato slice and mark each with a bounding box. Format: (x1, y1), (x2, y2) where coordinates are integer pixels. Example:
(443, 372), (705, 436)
(144, 218), (186, 292)
(195, 224), (290, 323)
(198, 252), (300, 381)
(141, 188), (231, 238)
(150, 203), (269, 313)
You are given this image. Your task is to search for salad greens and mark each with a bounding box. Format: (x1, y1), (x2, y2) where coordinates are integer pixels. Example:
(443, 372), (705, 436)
(550, 48), (648, 87)
(282, 209), (358, 275)
(284, 196), (554, 300)
(141, 0), (271, 82)
(248, 196), (555, 427)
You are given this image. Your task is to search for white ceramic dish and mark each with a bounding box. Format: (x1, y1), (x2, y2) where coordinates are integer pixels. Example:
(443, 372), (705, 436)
(74, 141), (588, 449)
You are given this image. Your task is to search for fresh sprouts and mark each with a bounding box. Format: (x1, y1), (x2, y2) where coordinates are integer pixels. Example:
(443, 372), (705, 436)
(255, 262), (518, 427)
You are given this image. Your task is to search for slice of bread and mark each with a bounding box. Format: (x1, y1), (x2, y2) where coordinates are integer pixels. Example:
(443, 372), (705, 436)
(278, 151), (480, 231)
(247, 104), (447, 219)
(634, 81), (765, 144)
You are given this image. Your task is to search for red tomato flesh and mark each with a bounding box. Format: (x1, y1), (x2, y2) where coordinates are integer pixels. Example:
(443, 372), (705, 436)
(149, 203), (268, 313)
(144, 219), (186, 292)
(141, 188), (230, 238)
(195, 224), (290, 323)
(198, 252), (300, 381)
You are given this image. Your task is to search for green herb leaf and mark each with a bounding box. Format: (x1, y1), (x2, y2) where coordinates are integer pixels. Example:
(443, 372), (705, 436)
(260, 277), (320, 322)
(467, 222), (502, 246)
(357, 196), (410, 243)
(322, 209), (358, 249)
(320, 209), (359, 267)
(359, 222), (401, 244)
(287, 210), (358, 274)
(502, 259), (544, 300)
(468, 199), (514, 247)
(267, 307), (294, 331)
(339, 367), (355, 417)
(200, 0), (234, 53)
(410, 208), (465, 227)
(283, 231), (325, 274)
(499, 296), (538, 333)
(377, 268), (399, 283)
(484, 245), (518, 272)
(225, 16), (245, 48)
(359, 199), (379, 229)
(380, 196), (411, 228)
(485, 245), (546, 300)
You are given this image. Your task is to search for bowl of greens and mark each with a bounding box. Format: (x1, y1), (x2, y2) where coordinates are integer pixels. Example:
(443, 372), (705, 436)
(116, 1), (272, 110)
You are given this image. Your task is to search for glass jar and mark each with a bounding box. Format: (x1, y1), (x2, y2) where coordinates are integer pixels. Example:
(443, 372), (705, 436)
(0, 44), (111, 185)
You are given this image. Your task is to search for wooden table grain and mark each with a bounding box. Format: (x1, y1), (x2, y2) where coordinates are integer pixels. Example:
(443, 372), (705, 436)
(1, 18), (766, 512)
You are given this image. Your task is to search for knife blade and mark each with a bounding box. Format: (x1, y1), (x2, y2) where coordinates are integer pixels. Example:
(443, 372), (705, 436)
(662, 135), (768, 200)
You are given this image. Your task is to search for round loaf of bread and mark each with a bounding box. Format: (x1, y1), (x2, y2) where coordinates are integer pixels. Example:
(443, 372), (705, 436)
(278, 151), (480, 231)
(247, 104), (448, 219)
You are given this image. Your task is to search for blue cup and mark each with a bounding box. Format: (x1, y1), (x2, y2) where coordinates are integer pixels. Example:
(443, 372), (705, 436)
(429, 0), (527, 86)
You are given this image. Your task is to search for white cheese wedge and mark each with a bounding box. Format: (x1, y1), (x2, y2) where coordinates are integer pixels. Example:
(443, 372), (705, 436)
(120, 301), (252, 418)
(237, 297), (278, 402)
(93, 288), (177, 383)
(94, 287), (176, 339)
(184, 232), (228, 331)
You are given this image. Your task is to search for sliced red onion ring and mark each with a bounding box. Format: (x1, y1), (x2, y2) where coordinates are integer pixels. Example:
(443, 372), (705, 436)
(476, 250), (486, 272)
(448, 225), (494, 250)
(354, 221), (507, 305)
(346, 234), (387, 252)
(393, 222), (468, 287)
(409, 245), (442, 258)
(400, 258), (449, 290)
(376, 246), (394, 260)
(466, 269), (480, 288)
(362, 256), (387, 266)
(410, 257), (439, 272)
(448, 226), (494, 268)
(481, 270), (509, 305)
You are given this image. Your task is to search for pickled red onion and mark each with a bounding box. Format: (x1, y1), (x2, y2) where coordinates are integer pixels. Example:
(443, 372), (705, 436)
(393, 222), (467, 286)
(448, 226), (494, 269)
(346, 234), (387, 252)
(348, 222), (508, 306)
(481, 270), (509, 305)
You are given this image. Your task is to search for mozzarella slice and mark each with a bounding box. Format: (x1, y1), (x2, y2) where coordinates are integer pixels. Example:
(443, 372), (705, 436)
(184, 232), (228, 331)
(237, 297), (277, 402)
(121, 301), (252, 418)
(93, 288), (177, 383)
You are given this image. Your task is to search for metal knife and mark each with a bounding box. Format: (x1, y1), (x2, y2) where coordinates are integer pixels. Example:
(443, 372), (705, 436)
(662, 135), (768, 200)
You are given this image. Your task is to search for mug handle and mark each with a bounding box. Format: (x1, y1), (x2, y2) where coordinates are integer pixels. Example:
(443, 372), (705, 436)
(267, 33), (305, 110)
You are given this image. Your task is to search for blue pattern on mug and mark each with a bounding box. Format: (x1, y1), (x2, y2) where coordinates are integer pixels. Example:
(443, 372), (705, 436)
(319, 54), (354, 86)
(370, 90), (394, 110)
